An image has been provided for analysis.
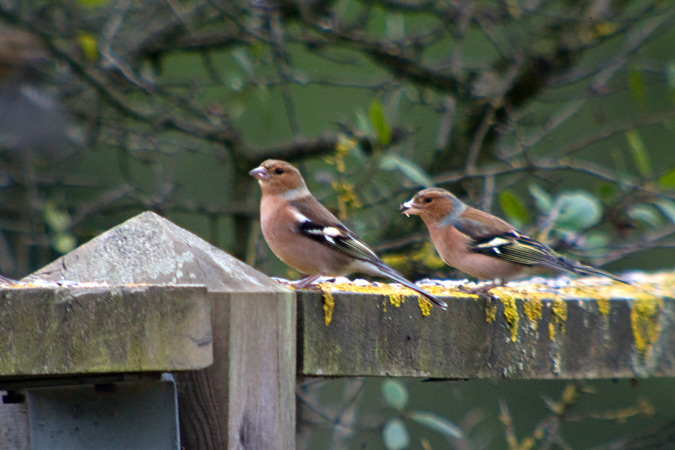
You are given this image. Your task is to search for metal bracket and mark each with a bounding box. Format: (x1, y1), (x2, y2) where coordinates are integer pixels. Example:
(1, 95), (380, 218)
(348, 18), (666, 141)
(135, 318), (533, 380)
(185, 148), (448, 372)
(5, 374), (180, 450)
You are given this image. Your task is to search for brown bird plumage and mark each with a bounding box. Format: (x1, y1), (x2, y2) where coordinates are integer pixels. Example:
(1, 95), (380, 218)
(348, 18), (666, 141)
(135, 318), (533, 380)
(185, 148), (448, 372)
(250, 160), (447, 309)
(401, 188), (628, 289)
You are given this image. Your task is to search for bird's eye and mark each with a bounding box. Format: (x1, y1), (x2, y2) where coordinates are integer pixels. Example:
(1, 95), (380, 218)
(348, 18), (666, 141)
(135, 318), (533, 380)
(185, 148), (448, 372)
(424, 197), (433, 204)
(274, 167), (285, 174)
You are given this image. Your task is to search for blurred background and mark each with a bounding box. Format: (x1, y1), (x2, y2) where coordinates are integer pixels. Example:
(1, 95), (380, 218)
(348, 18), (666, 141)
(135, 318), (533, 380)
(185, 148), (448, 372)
(0, 0), (673, 448)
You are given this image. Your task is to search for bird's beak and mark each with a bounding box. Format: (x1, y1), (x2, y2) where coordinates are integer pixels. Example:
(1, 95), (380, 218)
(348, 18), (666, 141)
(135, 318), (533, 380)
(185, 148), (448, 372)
(249, 166), (269, 181)
(400, 199), (416, 217)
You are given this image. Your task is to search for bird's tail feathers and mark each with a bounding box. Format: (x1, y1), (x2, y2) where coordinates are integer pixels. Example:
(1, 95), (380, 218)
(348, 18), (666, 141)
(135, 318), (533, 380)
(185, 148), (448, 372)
(559, 257), (630, 285)
(373, 262), (447, 310)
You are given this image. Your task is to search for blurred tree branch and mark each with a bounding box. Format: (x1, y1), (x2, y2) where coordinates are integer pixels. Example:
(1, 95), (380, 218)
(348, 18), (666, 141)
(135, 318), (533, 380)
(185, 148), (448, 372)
(0, 0), (672, 279)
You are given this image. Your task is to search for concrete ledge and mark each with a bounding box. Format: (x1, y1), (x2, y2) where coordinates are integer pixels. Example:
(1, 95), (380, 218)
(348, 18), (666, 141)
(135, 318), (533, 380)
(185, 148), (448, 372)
(297, 272), (675, 379)
(0, 285), (212, 377)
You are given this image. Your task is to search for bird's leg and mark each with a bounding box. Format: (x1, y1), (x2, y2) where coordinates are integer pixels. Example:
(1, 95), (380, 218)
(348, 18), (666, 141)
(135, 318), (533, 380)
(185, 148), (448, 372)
(293, 274), (322, 289)
(458, 279), (503, 297)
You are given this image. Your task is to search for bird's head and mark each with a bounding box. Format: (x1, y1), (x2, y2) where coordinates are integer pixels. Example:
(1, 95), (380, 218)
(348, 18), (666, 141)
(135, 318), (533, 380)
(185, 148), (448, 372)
(401, 188), (463, 224)
(249, 159), (309, 198)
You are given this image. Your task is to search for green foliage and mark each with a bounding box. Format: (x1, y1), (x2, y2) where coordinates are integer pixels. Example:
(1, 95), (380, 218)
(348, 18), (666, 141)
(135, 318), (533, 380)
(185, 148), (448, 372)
(369, 101), (393, 148)
(529, 184), (553, 213)
(77, 0), (109, 7)
(380, 154), (435, 188)
(655, 199), (675, 223)
(554, 191), (603, 231)
(44, 203), (77, 255)
(77, 32), (99, 62)
(667, 61), (675, 100)
(628, 67), (646, 107)
(380, 379), (464, 449)
(408, 411), (464, 439)
(658, 169), (675, 188)
(1, 0), (672, 281)
(2, 2), (674, 448)
(628, 204), (663, 228)
(626, 130), (652, 178)
(383, 418), (410, 450)
(382, 379), (409, 410)
(499, 190), (531, 227)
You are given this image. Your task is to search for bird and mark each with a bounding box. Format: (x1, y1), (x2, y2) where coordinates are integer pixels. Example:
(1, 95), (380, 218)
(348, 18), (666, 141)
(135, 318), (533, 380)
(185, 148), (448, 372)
(0, 28), (71, 157)
(400, 187), (629, 292)
(249, 159), (447, 310)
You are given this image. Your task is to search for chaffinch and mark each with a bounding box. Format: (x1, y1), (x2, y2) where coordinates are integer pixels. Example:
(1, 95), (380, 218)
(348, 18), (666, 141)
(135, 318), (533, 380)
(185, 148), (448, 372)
(249, 160), (447, 310)
(401, 188), (628, 291)
(0, 29), (70, 156)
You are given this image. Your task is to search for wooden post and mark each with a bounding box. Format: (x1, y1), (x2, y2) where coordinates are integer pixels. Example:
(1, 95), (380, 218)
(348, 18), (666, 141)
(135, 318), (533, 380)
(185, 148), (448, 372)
(4, 210), (673, 448)
(28, 212), (296, 449)
(296, 274), (675, 379)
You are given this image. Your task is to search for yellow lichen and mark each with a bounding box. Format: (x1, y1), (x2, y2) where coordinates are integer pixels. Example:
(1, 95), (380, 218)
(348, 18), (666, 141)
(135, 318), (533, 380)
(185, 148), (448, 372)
(548, 322), (555, 343)
(548, 298), (568, 342)
(316, 281), (451, 317)
(418, 297), (431, 317)
(485, 300), (497, 324)
(322, 291), (334, 326)
(630, 295), (663, 356)
(523, 299), (543, 330)
(389, 293), (405, 308)
(597, 298), (610, 317)
(500, 295), (520, 342)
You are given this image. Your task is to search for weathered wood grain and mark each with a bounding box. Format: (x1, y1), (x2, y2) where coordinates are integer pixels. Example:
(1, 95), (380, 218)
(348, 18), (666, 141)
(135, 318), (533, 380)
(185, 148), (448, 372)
(0, 395), (29, 450)
(297, 273), (675, 379)
(0, 285), (212, 375)
(177, 292), (295, 450)
(25, 212), (296, 450)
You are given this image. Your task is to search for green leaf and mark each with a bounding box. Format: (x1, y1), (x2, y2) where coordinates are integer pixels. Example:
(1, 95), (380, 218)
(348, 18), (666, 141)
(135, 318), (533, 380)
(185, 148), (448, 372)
(77, 32), (98, 61)
(52, 232), (77, 255)
(628, 68), (646, 106)
(529, 183), (552, 213)
(78, 0), (109, 7)
(625, 130), (652, 178)
(499, 190), (531, 226)
(596, 183), (618, 201)
(667, 62), (675, 100)
(386, 13), (405, 41)
(369, 101), (392, 147)
(44, 202), (72, 232)
(658, 169), (675, 188)
(231, 48), (254, 75)
(409, 411), (464, 439)
(380, 154), (435, 188)
(583, 231), (610, 258)
(355, 110), (372, 136)
(654, 199), (675, 223)
(383, 418), (410, 450)
(554, 191), (602, 230)
(628, 204), (662, 228)
(382, 379), (409, 410)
